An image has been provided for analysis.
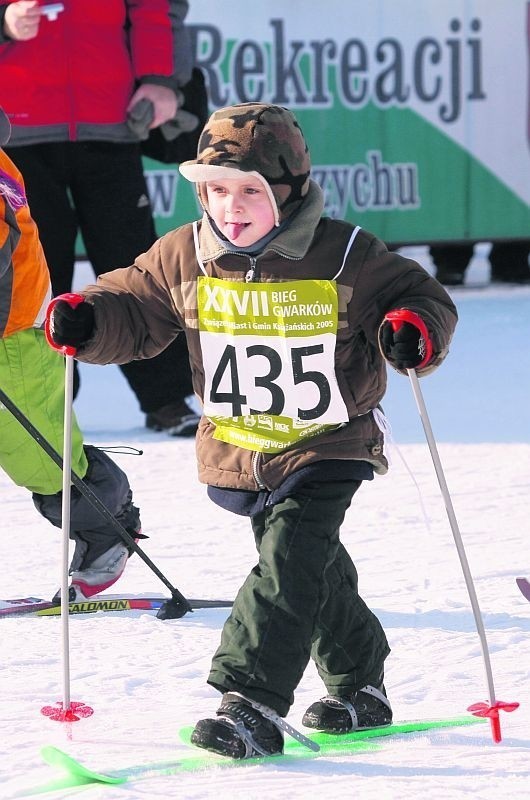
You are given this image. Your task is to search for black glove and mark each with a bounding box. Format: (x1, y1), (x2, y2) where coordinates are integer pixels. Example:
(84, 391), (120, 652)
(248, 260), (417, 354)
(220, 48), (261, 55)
(49, 297), (95, 348)
(380, 320), (426, 369)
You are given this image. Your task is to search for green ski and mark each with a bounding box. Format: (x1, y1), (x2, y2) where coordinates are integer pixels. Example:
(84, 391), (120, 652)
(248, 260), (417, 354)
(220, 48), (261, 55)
(41, 745), (126, 784)
(29, 716), (484, 795)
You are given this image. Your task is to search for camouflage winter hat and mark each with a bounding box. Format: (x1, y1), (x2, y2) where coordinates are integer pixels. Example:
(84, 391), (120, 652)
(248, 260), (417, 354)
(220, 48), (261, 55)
(179, 103), (311, 224)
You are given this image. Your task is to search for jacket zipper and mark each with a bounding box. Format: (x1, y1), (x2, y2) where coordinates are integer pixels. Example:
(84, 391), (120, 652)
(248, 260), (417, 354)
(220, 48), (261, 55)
(245, 256), (258, 282)
(252, 452), (266, 490)
(244, 256), (265, 487)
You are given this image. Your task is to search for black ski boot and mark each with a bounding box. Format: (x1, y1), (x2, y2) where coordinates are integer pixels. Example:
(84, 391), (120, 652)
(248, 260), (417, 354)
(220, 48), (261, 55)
(190, 692), (284, 759)
(302, 683), (392, 734)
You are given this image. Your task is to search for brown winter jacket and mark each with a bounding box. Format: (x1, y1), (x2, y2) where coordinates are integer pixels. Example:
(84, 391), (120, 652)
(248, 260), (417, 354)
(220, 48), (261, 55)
(77, 182), (457, 491)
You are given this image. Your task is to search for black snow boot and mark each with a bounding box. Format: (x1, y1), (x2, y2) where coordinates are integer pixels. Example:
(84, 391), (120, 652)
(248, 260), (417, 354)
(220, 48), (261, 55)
(302, 683), (392, 734)
(190, 692), (284, 759)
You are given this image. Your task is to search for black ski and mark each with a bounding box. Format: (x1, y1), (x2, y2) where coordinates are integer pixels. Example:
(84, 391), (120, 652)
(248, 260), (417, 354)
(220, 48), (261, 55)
(0, 594), (232, 618)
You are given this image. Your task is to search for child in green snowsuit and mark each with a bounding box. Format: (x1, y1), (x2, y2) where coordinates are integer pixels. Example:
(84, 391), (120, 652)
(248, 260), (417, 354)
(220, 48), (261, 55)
(0, 107), (140, 601)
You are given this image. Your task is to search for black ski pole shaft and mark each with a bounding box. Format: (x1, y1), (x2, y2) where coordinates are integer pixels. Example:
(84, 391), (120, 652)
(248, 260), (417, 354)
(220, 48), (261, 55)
(0, 384), (192, 616)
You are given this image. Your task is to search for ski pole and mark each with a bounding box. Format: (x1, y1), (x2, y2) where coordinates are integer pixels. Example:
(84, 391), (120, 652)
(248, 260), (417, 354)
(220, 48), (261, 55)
(383, 310), (518, 742)
(405, 366), (519, 742)
(46, 342), (93, 721)
(39, 302), (95, 722)
(0, 330), (192, 619)
(60, 348), (75, 714)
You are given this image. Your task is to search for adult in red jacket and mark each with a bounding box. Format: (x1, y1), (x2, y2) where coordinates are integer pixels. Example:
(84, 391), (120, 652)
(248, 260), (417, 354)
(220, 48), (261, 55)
(0, 0), (199, 435)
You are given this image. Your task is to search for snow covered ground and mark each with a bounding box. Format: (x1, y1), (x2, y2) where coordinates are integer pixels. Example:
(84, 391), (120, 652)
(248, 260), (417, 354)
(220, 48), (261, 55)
(1, 249), (529, 799)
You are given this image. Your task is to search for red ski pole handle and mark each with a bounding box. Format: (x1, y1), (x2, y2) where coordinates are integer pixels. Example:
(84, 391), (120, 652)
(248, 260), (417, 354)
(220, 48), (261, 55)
(383, 308), (433, 370)
(45, 292), (85, 357)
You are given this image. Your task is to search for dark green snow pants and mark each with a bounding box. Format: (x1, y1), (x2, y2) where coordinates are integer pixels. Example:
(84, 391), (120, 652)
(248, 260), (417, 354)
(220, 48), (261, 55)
(208, 480), (390, 716)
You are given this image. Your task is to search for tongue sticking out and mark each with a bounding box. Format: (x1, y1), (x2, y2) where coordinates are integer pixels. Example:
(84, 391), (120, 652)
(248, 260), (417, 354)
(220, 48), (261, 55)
(225, 222), (247, 241)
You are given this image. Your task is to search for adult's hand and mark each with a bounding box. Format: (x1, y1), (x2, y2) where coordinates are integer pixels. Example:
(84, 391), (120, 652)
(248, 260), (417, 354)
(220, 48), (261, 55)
(4, 0), (41, 41)
(127, 84), (179, 129)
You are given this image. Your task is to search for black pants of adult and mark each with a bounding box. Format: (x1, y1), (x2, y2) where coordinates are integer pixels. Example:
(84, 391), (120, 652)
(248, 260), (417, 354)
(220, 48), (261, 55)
(430, 242), (530, 280)
(208, 480), (390, 717)
(6, 141), (193, 413)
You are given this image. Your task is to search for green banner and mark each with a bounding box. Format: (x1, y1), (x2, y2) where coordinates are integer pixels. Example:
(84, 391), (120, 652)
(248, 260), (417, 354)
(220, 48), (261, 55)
(147, 0), (530, 246)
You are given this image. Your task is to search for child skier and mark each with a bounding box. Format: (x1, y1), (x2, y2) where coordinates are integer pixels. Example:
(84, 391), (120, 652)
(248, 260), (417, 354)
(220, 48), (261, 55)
(47, 102), (458, 758)
(0, 107), (141, 602)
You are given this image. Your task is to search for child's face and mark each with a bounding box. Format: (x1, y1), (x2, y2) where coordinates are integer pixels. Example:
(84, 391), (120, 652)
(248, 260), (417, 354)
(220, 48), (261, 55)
(205, 176), (276, 247)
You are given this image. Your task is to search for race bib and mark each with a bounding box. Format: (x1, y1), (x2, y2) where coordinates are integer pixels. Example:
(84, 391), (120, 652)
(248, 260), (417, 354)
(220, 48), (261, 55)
(198, 276), (349, 452)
